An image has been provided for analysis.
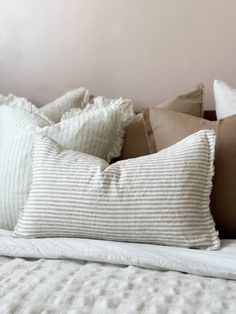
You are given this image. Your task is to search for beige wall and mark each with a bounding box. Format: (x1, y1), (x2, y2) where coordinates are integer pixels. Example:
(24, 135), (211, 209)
(1, 0), (236, 110)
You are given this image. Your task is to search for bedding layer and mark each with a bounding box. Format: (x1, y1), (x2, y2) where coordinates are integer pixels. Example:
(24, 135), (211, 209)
(0, 229), (236, 280)
(1, 256), (236, 314)
(0, 230), (236, 313)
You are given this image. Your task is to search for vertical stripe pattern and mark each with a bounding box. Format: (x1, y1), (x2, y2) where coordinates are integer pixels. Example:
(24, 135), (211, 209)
(0, 99), (133, 229)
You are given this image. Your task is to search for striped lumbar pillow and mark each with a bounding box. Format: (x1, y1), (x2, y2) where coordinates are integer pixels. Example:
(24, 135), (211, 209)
(0, 98), (133, 230)
(15, 130), (220, 250)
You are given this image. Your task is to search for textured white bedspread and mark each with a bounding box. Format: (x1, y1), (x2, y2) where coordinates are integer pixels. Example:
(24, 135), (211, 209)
(0, 230), (236, 313)
(0, 257), (236, 314)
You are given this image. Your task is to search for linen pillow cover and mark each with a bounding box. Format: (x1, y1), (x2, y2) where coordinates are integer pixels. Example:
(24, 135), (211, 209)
(61, 96), (130, 121)
(0, 93), (18, 106)
(143, 108), (236, 238)
(214, 80), (236, 119)
(0, 98), (133, 230)
(1, 88), (90, 122)
(39, 87), (90, 122)
(120, 84), (204, 160)
(15, 130), (219, 250)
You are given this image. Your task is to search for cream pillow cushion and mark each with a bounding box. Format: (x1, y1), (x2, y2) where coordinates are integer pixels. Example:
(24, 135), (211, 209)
(214, 80), (236, 119)
(0, 94), (18, 106)
(1, 88), (90, 122)
(15, 130), (219, 250)
(0, 97), (133, 230)
(39, 87), (90, 122)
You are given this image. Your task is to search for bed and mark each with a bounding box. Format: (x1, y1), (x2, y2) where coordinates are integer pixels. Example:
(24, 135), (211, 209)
(0, 90), (236, 313)
(0, 229), (236, 313)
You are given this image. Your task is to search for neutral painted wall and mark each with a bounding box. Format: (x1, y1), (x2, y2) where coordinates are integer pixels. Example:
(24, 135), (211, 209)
(1, 0), (236, 110)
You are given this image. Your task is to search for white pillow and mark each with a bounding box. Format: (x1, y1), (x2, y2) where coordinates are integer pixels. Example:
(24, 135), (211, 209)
(0, 98), (133, 230)
(61, 96), (132, 120)
(0, 88), (90, 123)
(15, 130), (220, 250)
(214, 80), (236, 119)
(0, 94), (18, 106)
(39, 87), (90, 122)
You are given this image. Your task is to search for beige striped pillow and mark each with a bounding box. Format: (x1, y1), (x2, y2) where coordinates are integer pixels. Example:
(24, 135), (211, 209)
(15, 130), (220, 250)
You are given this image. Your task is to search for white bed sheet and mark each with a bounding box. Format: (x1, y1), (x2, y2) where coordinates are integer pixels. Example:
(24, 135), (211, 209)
(0, 230), (236, 313)
(0, 229), (235, 280)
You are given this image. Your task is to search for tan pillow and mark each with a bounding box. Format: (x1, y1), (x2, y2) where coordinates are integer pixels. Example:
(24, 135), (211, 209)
(143, 108), (236, 239)
(120, 113), (150, 160)
(120, 85), (204, 159)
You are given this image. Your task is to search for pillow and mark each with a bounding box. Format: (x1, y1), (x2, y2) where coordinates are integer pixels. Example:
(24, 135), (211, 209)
(214, 80), (236, 119)
(61, 96), (130, 121)
(119, 114), (151, 160)
(1, 88), (90, 122)
(38, 87), (90, 122)
(0, 93), (18, 106)
(143, 108), (236, 238)
(120, 84), (204, 160)
(15, 130), (219, 250)
(0, 98), (133, 230)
